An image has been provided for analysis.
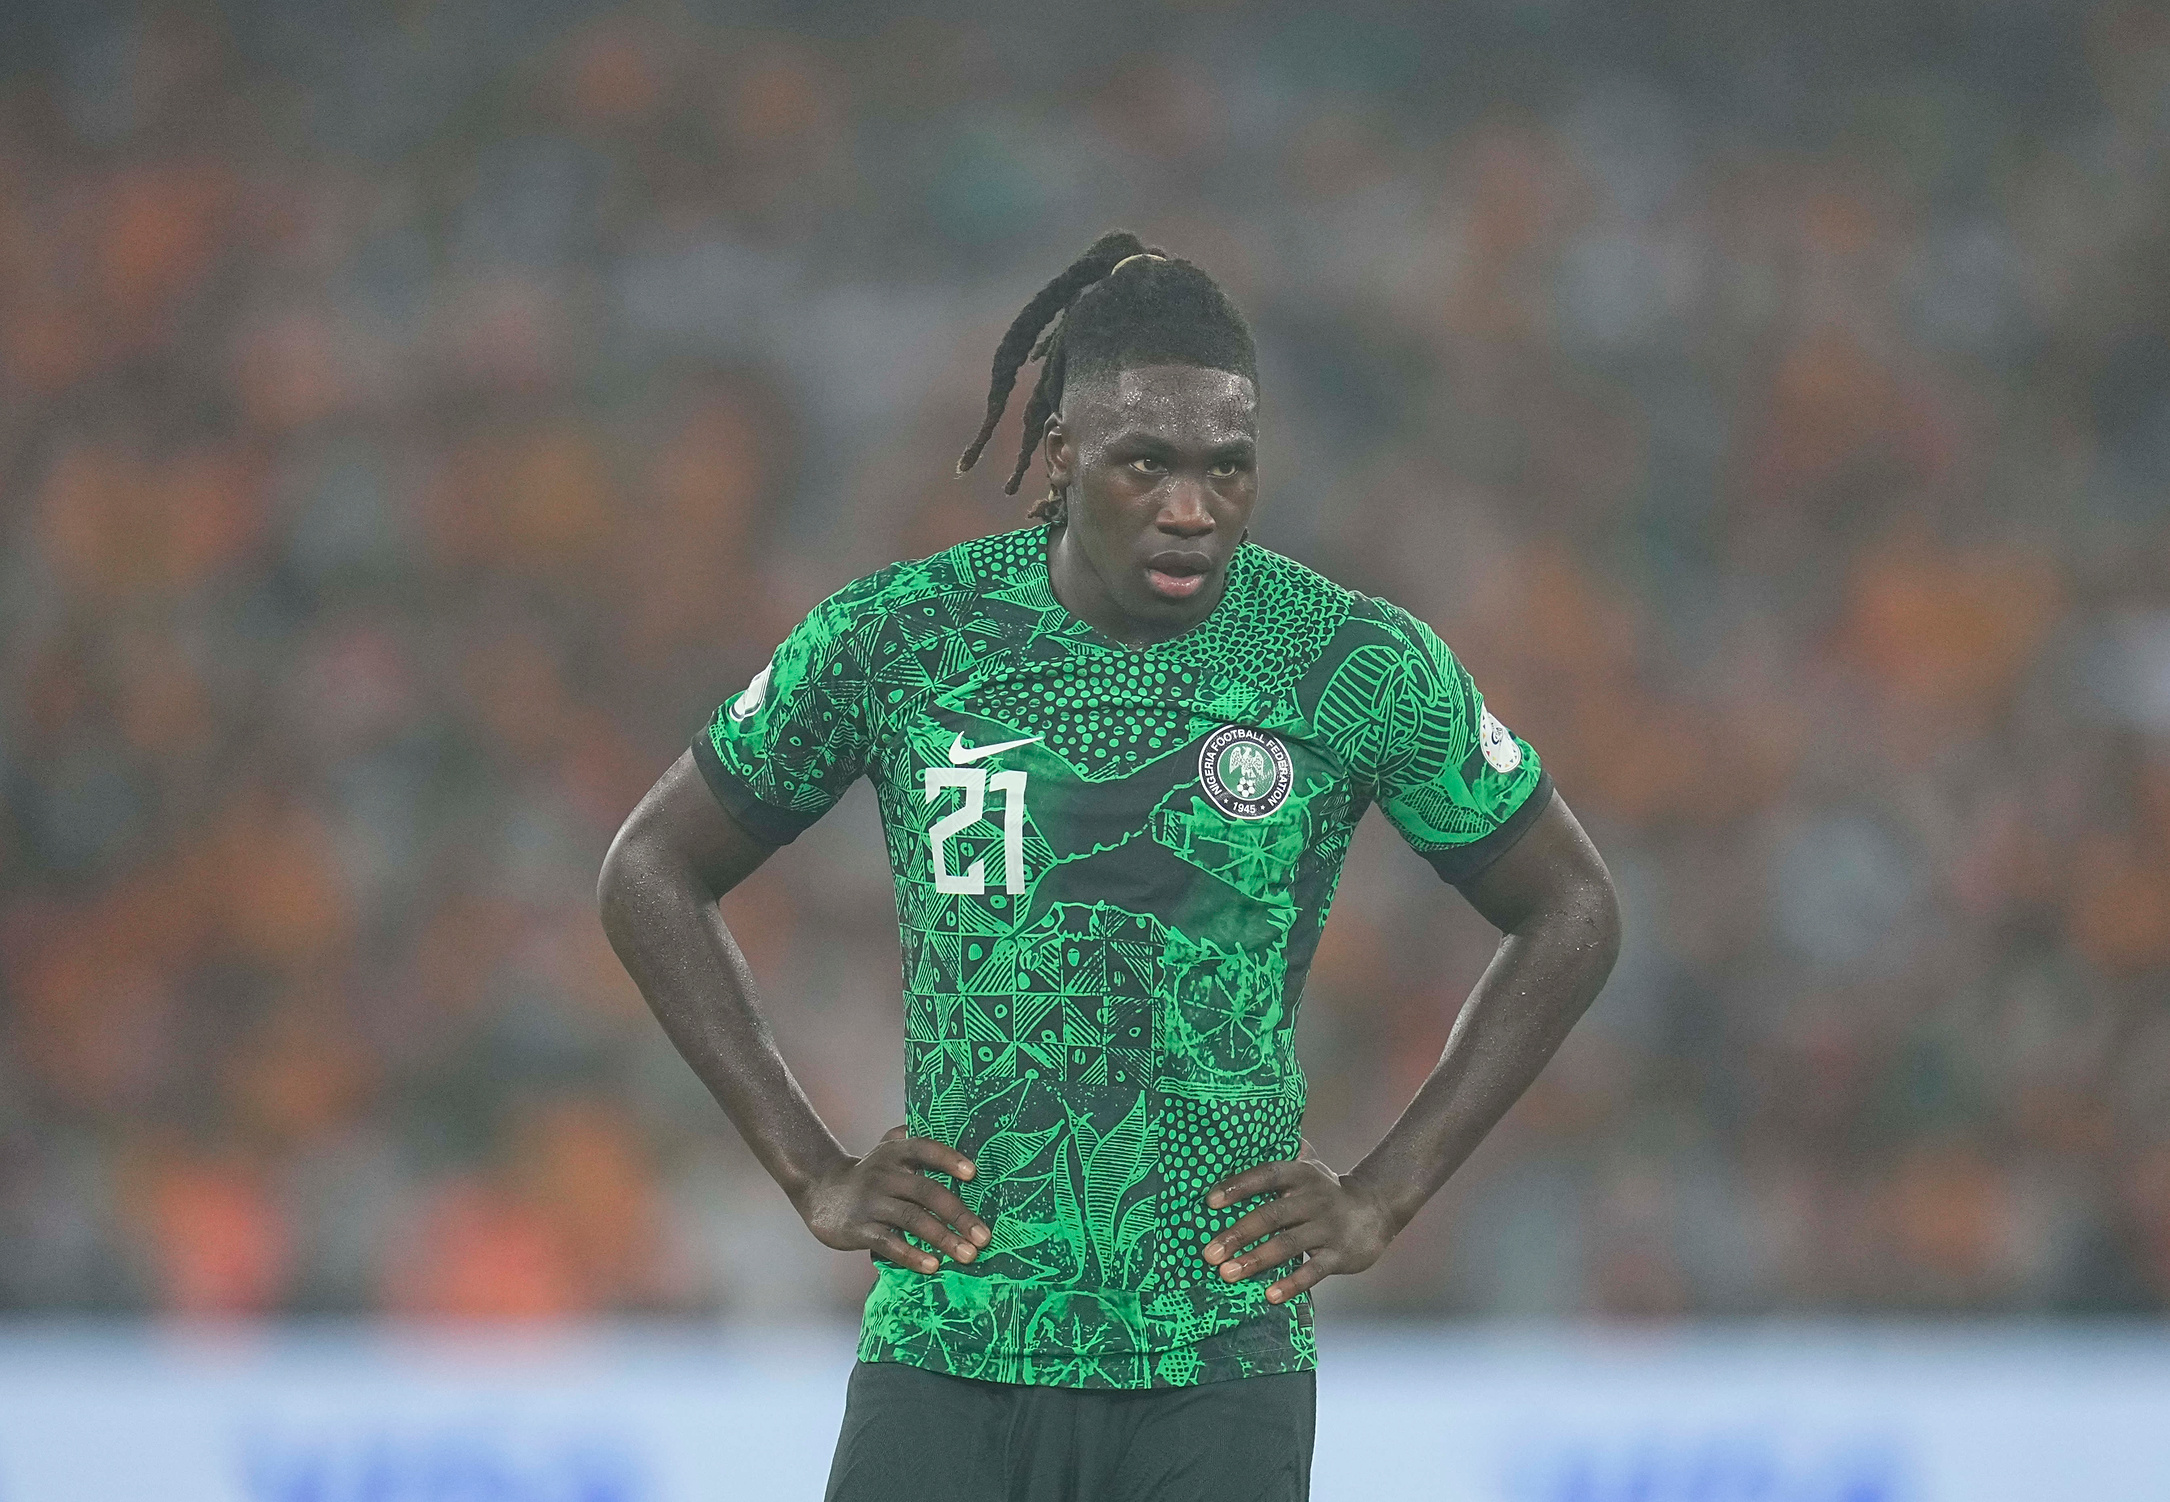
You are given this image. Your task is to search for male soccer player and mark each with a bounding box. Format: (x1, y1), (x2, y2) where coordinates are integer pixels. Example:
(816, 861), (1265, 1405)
(598, 231), (1621, 1500)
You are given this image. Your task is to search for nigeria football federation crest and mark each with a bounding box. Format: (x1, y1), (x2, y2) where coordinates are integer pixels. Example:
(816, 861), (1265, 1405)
(1198, 725), (1294, 819)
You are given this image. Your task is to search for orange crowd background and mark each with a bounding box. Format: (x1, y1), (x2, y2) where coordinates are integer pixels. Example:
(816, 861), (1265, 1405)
(1, 1), (2167, 1323)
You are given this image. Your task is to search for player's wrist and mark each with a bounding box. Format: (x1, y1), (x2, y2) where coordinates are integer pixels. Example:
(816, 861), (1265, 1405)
(1338, 1161), (1420, 1240)
(781, 1143), (859, 1218)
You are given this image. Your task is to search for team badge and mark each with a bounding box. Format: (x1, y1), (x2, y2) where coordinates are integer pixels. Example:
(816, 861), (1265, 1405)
(1198, 725), (1294, 820)
(727, 661), (772, 722)
(1479, 708), (1522, 774)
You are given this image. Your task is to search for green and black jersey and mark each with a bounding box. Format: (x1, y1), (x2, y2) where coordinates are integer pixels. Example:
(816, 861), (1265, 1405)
(694, 524), (1550, 1389)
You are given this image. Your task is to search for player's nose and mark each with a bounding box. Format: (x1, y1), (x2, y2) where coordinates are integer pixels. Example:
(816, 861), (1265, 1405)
(1155, 478), (1215, 536)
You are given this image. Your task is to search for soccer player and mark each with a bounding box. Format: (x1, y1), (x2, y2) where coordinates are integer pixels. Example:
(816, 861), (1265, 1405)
(598, 231), (1621, 1500)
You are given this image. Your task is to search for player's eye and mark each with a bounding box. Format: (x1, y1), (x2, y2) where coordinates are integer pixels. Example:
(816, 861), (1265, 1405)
(1208, 460), (1239, 477)
(1129, 456), (1165, 474)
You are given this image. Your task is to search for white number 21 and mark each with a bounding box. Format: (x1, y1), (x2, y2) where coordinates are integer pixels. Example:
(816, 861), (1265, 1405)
(923, 768), (1027, 895)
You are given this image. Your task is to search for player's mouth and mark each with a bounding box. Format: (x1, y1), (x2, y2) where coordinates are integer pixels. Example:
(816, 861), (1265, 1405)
(1143, 550), (1214, 601)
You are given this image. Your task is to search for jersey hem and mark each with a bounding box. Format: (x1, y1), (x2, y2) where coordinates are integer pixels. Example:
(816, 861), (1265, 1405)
(853, 1344), (1320, 1392)
(854, 1308), (1318, 1390)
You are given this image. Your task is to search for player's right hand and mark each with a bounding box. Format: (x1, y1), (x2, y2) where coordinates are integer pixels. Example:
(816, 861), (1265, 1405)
(793, 1125), (992, 1275)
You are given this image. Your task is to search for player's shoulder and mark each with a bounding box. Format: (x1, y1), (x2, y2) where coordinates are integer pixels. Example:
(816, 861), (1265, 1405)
(805, 526), (1045, 637)
(1242, 543), (1438, 660)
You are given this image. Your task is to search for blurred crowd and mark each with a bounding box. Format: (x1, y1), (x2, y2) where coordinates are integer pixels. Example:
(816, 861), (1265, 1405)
(1, 0), (2167, 1323)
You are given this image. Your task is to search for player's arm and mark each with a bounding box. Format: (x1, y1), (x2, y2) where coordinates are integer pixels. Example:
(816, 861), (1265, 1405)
(597, 752), (990, 1274)
(1201, 788), (1620, 1302)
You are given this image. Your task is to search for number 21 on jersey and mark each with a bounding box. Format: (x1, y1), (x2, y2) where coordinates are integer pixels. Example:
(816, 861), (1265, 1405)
(923, 767), (1027, 894)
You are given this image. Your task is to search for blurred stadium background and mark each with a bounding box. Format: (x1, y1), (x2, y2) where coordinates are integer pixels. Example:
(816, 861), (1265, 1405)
(0, 0), (2166, 1497)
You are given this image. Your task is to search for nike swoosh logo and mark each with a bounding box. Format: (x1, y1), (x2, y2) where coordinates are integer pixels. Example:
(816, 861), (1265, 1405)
(949, 732), (1042, 765)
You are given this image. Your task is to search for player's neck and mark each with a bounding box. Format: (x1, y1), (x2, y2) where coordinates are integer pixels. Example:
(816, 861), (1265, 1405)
(1046, 523), (1230, 651)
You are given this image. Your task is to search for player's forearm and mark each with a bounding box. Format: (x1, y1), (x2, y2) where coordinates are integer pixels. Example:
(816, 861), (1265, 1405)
(597, 844), (850, 1205)
(1343, 886), (1620, 1231)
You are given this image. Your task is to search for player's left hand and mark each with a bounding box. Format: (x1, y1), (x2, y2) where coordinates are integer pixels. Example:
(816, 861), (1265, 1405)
(1199, 1138), (1401, 1304)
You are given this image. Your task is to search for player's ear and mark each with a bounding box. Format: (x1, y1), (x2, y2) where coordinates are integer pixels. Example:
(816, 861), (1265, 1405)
(1043, 413), (1073, 490)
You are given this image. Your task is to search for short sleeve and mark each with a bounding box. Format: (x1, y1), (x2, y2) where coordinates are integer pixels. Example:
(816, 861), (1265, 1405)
(1371, 609), (1553, 884)
(691, 589), (874, 847)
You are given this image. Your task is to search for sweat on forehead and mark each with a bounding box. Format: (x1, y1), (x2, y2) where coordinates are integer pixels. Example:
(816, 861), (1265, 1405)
(1057, 363), (1258, 429)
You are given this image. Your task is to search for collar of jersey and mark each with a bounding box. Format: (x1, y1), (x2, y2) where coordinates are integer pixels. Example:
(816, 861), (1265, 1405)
(1037, 524), (1257, 657)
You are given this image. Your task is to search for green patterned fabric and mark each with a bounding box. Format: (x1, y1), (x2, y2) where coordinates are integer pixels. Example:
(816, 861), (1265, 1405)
(693, 524), (1549, 1388)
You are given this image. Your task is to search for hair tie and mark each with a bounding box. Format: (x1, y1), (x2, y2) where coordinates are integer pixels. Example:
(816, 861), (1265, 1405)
(1109, 252), (1166, 275)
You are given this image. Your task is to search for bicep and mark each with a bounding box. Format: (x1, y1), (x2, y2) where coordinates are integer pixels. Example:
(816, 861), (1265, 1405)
(1452, 787), (1617, 938)
(605, 751), (778, 902)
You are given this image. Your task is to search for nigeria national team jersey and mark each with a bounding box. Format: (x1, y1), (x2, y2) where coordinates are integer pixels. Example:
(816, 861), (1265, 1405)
(693, 523), (1551, 1389)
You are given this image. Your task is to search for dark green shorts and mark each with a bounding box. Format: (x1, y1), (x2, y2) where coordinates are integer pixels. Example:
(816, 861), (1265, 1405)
(822, 1358), (1316, 1502)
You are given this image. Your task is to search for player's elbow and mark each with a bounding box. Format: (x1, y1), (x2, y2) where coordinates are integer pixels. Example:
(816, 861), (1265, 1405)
(594, 815), (652, 926)
(1562, 866), (1623, 983)
(1515, 856), (1622, 984)
(594, 842), (620, 917)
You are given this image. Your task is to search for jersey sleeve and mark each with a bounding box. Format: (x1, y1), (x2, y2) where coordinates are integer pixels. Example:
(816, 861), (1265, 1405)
(1369, 608), (1553, 884)
(690, 587), (876, 846)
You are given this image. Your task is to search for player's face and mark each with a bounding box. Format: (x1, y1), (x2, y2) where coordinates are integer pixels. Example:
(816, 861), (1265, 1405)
(1043, 363), (1259, 642)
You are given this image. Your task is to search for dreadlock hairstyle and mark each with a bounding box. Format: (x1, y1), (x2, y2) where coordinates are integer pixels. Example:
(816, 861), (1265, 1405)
(956, 230), (1259, 523)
